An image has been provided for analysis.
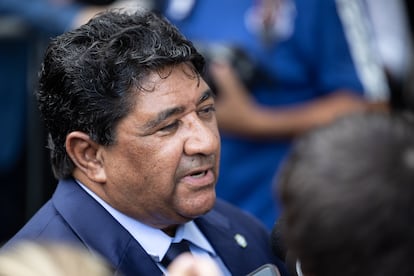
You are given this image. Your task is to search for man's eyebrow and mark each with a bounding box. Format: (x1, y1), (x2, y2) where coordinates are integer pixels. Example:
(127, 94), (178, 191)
(198, 89), (216, 104)
(143, 106), (185, 130)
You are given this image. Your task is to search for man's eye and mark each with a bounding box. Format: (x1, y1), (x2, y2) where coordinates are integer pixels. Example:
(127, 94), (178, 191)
(159, 121), (179, 132)
(198, 106), (216, 118)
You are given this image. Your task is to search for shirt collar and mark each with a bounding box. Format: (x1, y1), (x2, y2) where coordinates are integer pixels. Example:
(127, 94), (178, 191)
(76, 180), (216, 262)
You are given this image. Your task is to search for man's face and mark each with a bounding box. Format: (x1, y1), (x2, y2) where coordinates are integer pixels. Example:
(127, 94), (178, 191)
(98, 63), (220, 229)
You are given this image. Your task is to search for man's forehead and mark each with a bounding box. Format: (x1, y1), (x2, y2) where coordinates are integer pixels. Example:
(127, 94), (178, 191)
(139, 63), (201, 89)
(132, 65), (208, 105)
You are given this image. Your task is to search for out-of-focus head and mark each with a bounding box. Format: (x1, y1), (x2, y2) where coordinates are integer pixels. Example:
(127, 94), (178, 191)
(278, 112), (414, 276)
(0, 242), (113, 276)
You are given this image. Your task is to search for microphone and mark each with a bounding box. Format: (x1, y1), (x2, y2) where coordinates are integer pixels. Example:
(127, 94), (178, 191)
(271, 217), (299, 276)
(247, 264), (281, 276)
(270, 218), (287, 261)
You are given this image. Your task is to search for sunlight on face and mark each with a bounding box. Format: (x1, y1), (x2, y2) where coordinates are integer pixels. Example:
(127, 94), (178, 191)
(98, 63), (220, 229)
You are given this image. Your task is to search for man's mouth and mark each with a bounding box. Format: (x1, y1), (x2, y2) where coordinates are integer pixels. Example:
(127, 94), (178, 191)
(190, 170), (208, 178)
(180, 168), (215, 187)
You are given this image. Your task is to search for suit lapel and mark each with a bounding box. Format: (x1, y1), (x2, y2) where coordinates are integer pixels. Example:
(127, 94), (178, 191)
(195, 206), (251, 276)
(52, 179), (163, 275)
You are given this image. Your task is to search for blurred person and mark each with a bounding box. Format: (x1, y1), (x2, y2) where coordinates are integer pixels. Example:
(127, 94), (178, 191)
(335, 0), (414, 110)
(3, 10), (288, 276)
(165, 0), (386, 229)
(277, 111), (414, 276)
(360, 0), (414, 111)
(1, 242), (225, 276)
(0, 241), (114, 276)
(0, 0), (146, 243)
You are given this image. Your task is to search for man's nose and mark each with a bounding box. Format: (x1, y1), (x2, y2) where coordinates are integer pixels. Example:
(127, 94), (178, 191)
(183, 113), (219, 156)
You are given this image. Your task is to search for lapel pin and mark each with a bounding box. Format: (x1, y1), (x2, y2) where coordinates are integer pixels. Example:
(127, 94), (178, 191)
(234, 233), (248, 248)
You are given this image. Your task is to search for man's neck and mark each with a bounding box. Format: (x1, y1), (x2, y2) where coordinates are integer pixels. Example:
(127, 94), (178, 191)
(162, 225), (179, 237)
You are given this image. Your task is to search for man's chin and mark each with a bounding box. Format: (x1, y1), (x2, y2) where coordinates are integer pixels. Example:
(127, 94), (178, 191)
(181, 194), (216, 218)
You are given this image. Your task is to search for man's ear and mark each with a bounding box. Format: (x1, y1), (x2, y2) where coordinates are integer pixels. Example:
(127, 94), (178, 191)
(65, 131), (106, 183)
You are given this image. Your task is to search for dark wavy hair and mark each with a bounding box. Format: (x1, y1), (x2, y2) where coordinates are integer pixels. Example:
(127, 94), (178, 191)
(37, 9), (205, 179)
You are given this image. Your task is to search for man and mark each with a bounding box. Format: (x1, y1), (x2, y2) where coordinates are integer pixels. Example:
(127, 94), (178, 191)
(3, 10), (287, 276)
(277, 112), (414, 276)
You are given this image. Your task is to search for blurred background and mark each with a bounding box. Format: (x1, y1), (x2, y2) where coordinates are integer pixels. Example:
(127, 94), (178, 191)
(1, 0), (413, 243)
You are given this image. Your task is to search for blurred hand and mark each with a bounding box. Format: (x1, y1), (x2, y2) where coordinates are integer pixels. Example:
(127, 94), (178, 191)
(167, 253), (222, 276)
(208, 60), (388, 138)
(209, 61), (260, 134)
(302, 90), (367, 125)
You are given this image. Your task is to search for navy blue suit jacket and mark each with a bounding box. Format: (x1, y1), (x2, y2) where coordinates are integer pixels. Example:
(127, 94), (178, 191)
(4, 178), (288, 275)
